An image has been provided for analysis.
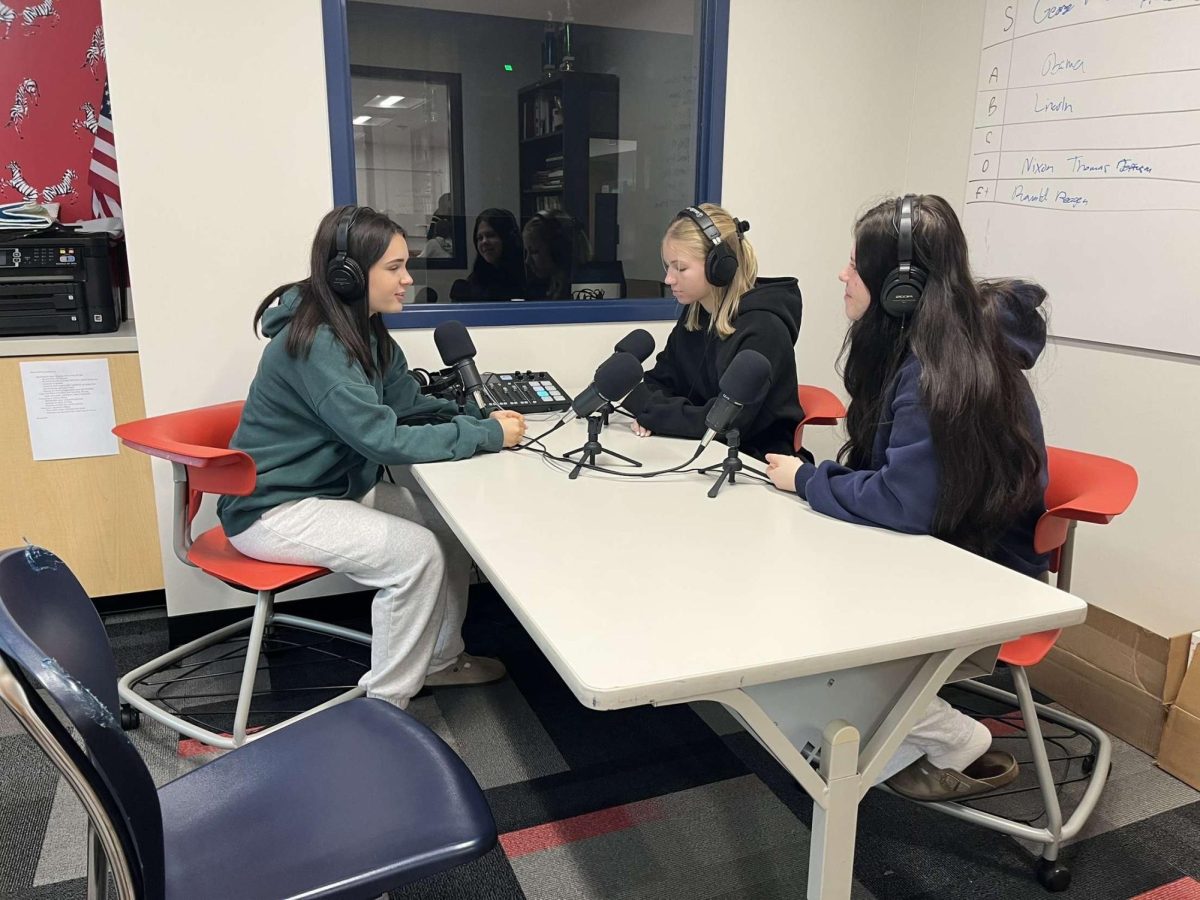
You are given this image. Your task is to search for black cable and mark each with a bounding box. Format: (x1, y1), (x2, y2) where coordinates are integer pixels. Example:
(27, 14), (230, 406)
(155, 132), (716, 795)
(529, 440), (708, 480)
(507, 417), (567, 454)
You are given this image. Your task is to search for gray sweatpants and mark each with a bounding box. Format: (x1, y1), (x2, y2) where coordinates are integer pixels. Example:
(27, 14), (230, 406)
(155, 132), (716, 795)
(228, 476), (468, 708)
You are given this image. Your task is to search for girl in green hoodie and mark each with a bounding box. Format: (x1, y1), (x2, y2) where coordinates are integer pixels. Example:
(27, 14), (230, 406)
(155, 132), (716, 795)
(218, 206), (525, 708)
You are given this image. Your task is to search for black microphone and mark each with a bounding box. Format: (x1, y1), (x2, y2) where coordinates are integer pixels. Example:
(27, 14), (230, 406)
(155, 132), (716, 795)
(613, 328), (655, 364)
(433, 320), (490, 410)
(701, 349), (772, 447)
(561, 352), (644, 424)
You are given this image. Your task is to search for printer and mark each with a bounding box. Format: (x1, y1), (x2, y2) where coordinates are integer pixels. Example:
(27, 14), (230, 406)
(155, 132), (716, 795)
(0, 225), (123, 336)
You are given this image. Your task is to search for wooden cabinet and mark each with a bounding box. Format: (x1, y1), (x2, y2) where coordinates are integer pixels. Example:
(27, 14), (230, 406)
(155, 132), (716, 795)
(0, 351), (163, 597)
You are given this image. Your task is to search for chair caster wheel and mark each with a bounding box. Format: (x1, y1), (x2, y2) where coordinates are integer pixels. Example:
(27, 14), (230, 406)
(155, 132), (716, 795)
(1036, 858), (1071, 892)
(119, 704), (140, 731)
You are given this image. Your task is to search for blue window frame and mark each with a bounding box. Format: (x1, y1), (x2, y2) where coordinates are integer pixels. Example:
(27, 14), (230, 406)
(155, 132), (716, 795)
(321, 0), (729, 329)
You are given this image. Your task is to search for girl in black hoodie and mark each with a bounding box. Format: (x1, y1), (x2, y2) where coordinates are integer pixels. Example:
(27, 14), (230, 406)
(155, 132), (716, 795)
(622, 204), (805, 460)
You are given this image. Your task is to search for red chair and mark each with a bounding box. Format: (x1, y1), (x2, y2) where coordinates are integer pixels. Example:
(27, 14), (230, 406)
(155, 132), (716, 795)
(793, 384), (847, 453)
(931, 446), (1138, 892)
(113, 401), (370, 749)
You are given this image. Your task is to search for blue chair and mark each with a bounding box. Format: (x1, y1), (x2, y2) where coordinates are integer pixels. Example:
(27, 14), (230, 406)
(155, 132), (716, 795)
(0, 546), (496, 900)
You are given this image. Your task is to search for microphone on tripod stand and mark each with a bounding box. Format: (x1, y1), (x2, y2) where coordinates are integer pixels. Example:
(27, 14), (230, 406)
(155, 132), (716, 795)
(695, 349), (773, 498)
(561, 352), (645, 479)
(599, 328), (655, 426)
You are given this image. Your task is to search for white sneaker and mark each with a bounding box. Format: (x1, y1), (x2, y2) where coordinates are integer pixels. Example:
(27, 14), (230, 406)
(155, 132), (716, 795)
(424, 653), (507, 687)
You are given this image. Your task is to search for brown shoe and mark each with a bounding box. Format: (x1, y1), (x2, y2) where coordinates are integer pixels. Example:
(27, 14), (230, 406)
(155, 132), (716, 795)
(424, 653), (507, 687)
(886, 750), (1019, 802)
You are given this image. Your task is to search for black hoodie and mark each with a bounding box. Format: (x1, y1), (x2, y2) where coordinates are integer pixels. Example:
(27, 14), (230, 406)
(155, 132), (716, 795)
(622, 276), (804, 460)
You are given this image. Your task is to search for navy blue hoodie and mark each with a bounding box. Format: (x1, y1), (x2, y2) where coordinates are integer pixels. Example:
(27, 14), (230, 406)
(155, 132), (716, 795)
(793, 281), (1050, 578)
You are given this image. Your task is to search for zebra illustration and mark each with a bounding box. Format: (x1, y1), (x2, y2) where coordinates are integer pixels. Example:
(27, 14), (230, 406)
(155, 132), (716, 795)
(72, 101), (98, 136)
(0, 3), (16, 38)
(6, 78), (39, 137)
(20, 0), (57, 30)
(72, 101), (97, 136)
(81, 25), (104, 77)
(6, 161), (38, 204)
(41, 168), (76, 204)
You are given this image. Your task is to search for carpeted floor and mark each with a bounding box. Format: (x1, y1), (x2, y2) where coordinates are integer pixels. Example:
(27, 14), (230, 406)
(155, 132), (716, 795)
(2, 586), (1198, 899)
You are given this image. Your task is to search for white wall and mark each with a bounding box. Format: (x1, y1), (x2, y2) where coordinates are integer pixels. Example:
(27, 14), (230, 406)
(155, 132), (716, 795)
(101, 0), (344, 616)
(723, 0), (1198, 635)
(106, 0), (1197, 630)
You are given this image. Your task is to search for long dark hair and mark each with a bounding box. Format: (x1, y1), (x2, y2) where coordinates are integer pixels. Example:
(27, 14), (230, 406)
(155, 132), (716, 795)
(252, 206), (404, 379)
(468, 208), (525, 293)
(839, 195), (1044, 556)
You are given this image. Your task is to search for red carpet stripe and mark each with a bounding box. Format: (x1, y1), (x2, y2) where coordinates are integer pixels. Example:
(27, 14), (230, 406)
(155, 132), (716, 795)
(500, 798), (666, 859)
(1130, 877), (1200, 899)
(983, 712), (1025, 737)
(176, 728), (262, 758)
(176, 738), (230, 758)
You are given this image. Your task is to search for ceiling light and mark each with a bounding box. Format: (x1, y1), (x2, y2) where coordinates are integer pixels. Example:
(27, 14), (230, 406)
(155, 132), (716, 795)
(365, 94), (406, 109)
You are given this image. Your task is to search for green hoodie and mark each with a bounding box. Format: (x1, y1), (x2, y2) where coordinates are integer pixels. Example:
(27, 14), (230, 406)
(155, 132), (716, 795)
(217, 287), (503, 537)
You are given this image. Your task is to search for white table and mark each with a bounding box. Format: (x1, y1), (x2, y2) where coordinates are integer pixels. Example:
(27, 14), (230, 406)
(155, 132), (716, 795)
(412, 419), (1086, 899)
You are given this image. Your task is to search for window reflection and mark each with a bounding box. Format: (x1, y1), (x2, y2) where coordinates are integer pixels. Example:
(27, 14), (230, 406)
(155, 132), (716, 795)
(347, 0), (700, 303)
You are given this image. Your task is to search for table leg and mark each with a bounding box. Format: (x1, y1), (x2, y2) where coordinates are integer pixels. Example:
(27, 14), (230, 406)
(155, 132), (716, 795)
(679, 645), (987, 898)
(808, 720), (860, 900)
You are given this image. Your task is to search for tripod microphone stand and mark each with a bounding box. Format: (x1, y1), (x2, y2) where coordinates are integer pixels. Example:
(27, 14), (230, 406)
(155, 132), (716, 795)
(563, 414), (642, 480)
(696, 428), (770, 498)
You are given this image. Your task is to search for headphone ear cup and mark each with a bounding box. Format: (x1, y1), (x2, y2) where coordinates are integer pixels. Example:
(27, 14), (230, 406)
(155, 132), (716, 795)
(706, 245), (738, 287)
(326, 255), (366, 302)
(880, 266), (927, 318)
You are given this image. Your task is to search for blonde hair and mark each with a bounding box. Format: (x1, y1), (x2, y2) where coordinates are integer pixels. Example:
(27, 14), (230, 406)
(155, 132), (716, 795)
(663, 203), (758, 338)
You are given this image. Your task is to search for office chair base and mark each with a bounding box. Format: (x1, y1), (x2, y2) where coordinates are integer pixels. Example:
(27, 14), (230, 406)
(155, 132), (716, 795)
(887, 672), (1110, 891)
(119, 598), (370, 750)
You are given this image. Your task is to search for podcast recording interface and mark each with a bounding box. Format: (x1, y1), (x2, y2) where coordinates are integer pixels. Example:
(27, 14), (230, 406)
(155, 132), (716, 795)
(423, 319), (775, 493)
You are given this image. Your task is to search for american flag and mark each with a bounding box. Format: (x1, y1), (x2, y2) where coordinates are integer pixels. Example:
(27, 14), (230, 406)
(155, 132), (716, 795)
(87, 80), (121, 218)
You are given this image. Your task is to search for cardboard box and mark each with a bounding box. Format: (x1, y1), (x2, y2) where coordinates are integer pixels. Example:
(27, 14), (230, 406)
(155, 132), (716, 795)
(1157, 644), (1200, 789)
(1027, 605), (1194, 759)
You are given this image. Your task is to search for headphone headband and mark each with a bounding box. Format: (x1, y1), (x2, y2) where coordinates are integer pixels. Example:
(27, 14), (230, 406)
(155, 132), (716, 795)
(678, 206), (723, 247)
(896, 195), (915, 273)
(335, 206), (361, 257)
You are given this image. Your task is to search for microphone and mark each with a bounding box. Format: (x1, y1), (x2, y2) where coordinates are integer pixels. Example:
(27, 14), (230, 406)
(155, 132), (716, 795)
(433, 320), (490, 410)
(701, 349), (772, 447)
(613, 328), (655, 364)
(598, 328), (655, 421)
(561, 351), (644, 424)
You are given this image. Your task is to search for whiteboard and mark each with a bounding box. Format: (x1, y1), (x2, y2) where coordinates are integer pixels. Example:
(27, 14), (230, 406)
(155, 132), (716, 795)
(963, 0), (1200, 357)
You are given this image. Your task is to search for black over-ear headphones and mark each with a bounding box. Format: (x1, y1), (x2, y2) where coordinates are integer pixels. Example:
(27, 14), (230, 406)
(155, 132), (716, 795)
(326, 206), (366, 302)
(880, 194), (928, 319)
(675, 206), (747, 288)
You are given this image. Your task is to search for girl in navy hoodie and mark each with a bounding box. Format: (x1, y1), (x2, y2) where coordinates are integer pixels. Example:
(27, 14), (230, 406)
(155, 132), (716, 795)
(765, 194), (1050, 797)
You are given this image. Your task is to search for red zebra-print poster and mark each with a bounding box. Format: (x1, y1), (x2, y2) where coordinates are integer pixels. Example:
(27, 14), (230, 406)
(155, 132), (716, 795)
(0, 0), (107, 223)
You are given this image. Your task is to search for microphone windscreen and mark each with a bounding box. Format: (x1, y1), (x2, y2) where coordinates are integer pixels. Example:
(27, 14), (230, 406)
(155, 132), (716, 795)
(433, 320), (476, 365)
(594, 351), (644, 401)
(719, 349), (772, 405)
(614, 328), (655, 363)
